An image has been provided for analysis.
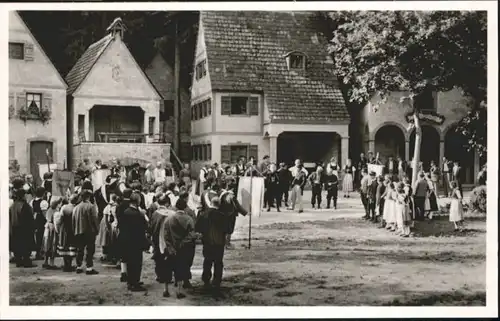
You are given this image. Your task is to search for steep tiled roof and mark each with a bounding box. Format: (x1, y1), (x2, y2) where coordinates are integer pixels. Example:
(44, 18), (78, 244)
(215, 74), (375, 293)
(201, 11), (349, 122)
(65, 34), (113, 95)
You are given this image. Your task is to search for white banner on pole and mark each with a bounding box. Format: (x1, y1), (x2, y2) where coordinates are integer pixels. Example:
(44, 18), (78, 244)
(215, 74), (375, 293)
(237, 177), (265, 217)
(38, 163), (57, 181)
(368, 164), (385, 177)
(91, 169), (111, 191)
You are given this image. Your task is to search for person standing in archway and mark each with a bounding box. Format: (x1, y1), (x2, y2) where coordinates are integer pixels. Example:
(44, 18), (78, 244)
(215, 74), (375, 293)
(442, 157), (453, 197)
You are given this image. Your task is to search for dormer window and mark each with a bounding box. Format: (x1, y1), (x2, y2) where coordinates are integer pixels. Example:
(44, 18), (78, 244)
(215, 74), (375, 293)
(284, 51), (307, 70)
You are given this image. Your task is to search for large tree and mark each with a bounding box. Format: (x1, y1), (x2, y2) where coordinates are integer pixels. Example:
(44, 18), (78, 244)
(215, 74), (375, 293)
(327, 11), (487, 184)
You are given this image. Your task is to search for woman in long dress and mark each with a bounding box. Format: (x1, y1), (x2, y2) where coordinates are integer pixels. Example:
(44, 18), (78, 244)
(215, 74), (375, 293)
(57, 195), (78, 272)
(342, 159), (355, 198)
(395, 182), (411, 237)
(96, 195), (117, 263)
(327, 157), (340, 178)
(383, 181), (396, 231)
(42, 198), (61, 269)
(449, 181), (464, 230)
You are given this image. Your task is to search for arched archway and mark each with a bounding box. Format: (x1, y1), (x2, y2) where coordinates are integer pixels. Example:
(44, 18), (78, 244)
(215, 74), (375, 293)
(409, 125), (440, 172)
(374, 125), (406, 162)
(444, 124), (475, 184)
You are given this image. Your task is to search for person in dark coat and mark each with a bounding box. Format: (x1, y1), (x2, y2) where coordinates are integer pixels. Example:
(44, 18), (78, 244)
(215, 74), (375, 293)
(116, 188), (132, 282)
(277, 162), (292, 208)
(177, 192), (198, 288)
(195, 196), (231, 297)
(366, 171), (379, 222)
(72, 190), (99, 275)
(127, 163), (141, 185)
(31, 186), (49, 260)
(120, 192), (149, 292)
(375, 176), (386, 226)
(323, 169), (339, 209)
(308, 165), (324, 209)
(150, 195), (173, 285)
(159, 197), (197, 298)
(219, 181), (248, 249)
(264, 163), (281, 212)
(10, 187), (36, 268)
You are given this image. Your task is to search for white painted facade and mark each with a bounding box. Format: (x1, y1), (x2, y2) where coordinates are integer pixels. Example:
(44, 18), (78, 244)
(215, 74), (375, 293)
(8, 11), (68, 178)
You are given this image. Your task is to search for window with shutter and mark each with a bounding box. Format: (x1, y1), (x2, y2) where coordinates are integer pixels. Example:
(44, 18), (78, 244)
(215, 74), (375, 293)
(202, 101), (207, 117)
(197, 103), (202, 119)
(249, 145), (258, 160)
(193, 105), (198, 120)
(193, 145), (199, 161)
(9, 92), (15, 119)
(202, 145), (207, 160)
(230, 97), (248, 115)
(229, 145), (249, 164)
(207, 99), (212, 116)
(221, 96), (231, 115)
(16, 92), (27, 111)
(208, 144), (212, 160)
(221, 145), (231, 164)
(42, 92), (52, 113)
(24, 43), (34, 61)
(249, 97), (259, 115)
(9, 43), (24, 60)
(9, 142), (15, 161)
(26, 93), (42, 113)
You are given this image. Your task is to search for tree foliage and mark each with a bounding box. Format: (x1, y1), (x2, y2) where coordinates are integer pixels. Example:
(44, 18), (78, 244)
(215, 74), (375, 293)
(326, 11), (487, 155)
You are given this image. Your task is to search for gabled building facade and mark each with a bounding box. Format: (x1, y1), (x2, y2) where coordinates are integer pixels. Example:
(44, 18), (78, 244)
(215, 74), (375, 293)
(8, 11), (68, 184)
(190, 11), (350, 172)
(66, 18), (167, 168)
(145, 52), (192, 163)
(359, 89), (481, 184)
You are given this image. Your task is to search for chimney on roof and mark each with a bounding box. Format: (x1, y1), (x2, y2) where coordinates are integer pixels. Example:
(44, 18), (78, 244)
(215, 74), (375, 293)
(107, 17), (126, 39)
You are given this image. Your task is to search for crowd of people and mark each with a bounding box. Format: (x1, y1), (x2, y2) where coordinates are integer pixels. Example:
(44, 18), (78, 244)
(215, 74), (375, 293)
(9, 157), (249, 299)
(8, 151), (479, 298)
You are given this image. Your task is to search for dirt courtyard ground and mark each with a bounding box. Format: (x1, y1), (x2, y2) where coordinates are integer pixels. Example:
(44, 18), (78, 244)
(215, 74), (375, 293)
(9, 193), (486, 306)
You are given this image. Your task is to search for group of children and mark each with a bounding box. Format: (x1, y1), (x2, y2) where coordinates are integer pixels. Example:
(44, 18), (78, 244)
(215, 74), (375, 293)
(358, 168), (466, 237)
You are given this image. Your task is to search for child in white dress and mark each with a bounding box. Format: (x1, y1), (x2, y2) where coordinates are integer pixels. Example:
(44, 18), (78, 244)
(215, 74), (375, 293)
(395, 182), (411, 237)
(449, 181), (464, 230)
(384, 182), (396, 231)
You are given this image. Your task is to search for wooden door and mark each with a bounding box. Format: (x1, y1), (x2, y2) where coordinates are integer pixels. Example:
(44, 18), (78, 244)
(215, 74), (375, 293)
(30, 141), (53, 187)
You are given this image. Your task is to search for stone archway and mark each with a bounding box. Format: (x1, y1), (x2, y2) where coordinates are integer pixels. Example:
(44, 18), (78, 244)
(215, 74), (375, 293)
(374, 125), (406, 162)
(444, 124), (475, 184)
(409, 125), (440, 172)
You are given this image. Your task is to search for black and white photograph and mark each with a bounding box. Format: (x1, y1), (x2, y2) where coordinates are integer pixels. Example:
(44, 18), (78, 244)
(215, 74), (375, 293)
(1, 1), (497, 317)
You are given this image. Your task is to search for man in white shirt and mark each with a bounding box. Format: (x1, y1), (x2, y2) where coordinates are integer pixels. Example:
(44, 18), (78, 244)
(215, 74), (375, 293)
(198, 164), (211, 194)
(153, 161), (166, 184)
(289, 159), (308, 177)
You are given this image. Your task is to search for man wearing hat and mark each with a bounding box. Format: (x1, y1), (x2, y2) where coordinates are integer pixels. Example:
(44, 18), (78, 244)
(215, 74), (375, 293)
(127, 163), (141, 185)
(23, 174), (35, 204)
(366, 171), (379, 221)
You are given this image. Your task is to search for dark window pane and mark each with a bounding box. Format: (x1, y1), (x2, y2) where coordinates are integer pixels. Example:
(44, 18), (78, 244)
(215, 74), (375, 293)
(230, 97), (248, 115)
(9, 43), (24, 60)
